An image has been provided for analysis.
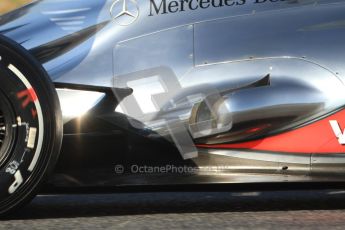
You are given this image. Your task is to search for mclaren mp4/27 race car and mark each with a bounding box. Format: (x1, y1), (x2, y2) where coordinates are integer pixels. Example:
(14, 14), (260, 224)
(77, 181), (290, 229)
(0, 0), (345, 214)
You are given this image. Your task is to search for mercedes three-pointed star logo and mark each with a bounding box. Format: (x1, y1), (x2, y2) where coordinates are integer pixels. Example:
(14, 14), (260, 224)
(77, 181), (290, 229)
(110, 0), (139, 26)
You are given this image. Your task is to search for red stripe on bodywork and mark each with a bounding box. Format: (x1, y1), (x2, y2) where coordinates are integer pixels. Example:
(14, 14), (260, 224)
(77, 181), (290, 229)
(198, 109), (345, 154)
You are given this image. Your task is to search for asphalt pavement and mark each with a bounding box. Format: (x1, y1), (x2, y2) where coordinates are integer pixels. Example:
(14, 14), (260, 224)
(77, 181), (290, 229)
(2, 189), (345, 229)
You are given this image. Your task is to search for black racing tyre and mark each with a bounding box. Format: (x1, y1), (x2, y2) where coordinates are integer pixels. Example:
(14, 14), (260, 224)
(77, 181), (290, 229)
(0, 35), (62, 216)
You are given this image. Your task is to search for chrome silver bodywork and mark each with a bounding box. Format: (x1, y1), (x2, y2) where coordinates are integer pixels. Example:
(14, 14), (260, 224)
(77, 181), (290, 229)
(2, 0), (345, 188)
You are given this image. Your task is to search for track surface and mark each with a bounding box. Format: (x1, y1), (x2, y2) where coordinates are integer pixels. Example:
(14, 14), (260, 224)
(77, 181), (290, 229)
(2, 189), (345, 229)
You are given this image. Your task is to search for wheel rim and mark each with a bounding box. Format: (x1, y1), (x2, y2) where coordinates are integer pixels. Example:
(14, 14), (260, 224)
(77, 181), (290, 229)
(0, 91), (16, 169)
(0, 109), (5, 149)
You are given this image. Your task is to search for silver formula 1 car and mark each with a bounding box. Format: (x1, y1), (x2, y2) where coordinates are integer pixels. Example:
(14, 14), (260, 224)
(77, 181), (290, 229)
(1, 0), (345, 215)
